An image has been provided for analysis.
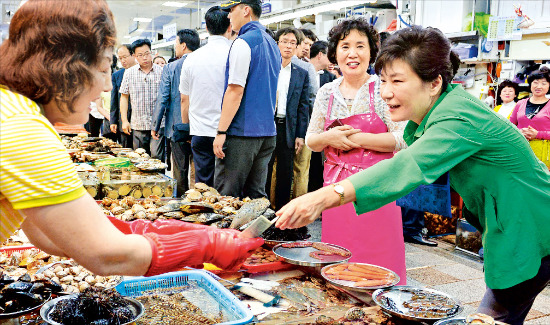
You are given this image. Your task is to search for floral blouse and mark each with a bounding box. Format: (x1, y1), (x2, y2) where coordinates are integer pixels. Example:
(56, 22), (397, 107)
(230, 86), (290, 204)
(305, 74), (407, 151)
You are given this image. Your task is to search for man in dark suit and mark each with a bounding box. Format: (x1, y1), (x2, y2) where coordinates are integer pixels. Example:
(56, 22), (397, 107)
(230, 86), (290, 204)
(151, 29), (200, 196)
(110, 44), (136, 148)
(266, 27), (310, 210)
(310, 40), (337, 89)
(308, 40), (337, 193)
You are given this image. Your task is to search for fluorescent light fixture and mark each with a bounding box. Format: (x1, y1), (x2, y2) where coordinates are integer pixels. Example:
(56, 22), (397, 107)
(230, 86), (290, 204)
(260, 0), (374, 26)
(133, 17), (152, 23)
(123, 35), (131, 39)
(162, 1), (189, 7)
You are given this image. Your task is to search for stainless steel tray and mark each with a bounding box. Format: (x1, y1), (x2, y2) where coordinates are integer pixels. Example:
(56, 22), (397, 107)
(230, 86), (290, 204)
(320, 262), (400, 292)
(373, 286), (462, 322)
(0, 293), (51, 319)
(40, 294), (144, 325)
(272, 241), (351, 267)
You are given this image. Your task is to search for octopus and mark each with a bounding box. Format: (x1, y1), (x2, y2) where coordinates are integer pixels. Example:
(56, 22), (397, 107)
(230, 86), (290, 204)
(281, 242), (351, 260)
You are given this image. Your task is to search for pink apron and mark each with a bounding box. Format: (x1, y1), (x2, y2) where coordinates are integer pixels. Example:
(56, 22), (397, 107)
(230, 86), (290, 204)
(321, 82), (406, 284)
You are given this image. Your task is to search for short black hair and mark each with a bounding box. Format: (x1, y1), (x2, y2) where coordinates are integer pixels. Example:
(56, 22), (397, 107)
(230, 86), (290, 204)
(118, 44), (133, 55)
(205, 6), (230, 36)
(528, 68), (550, 94)
(300, 28), (318, 42)
(274, 27), (303, 45)
(496, 80), (519, 105)
(241, 3), (262, 18)
(327, 18), (378, 65)
(265, 28), (275, 39)
(310, 40), (328, 59)
(177, 29), (200, 52)
(379, 31), (390, 45)
(375, 26), (460, 92)
(131, 38), (151, 51)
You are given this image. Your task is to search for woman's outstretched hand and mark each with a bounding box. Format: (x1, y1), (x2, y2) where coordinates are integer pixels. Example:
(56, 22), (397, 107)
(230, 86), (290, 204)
(275, 186), (337, 229)
(276, 180), (357, 230)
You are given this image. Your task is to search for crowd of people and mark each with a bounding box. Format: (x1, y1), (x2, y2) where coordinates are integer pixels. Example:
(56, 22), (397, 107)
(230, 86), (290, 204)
(108, 0), (343, 206)
(1, 0), (549, 324)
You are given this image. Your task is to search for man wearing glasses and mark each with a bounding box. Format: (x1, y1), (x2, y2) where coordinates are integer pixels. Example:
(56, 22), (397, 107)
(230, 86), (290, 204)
(119, 39), (165, 160)
(266, 27), (310, 210)
(110, 44), (136, 148)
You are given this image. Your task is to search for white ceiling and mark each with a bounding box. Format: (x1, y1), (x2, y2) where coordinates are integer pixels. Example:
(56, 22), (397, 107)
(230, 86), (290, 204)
(106, 0), (220, 45)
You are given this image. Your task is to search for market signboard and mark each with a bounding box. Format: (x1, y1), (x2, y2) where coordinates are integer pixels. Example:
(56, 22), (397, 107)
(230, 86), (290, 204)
(163, 23), (177, 42)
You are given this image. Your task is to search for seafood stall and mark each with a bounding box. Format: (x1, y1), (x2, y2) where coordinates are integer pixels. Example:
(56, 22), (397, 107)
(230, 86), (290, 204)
(62, 135), (177, 200)
(0, 182), (488, 324)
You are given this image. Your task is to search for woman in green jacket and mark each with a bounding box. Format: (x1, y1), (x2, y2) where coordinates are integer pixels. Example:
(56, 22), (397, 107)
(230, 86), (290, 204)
(275, 26), (550, 324)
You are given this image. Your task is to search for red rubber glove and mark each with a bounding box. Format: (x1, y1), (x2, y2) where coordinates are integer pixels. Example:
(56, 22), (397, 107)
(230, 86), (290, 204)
(143, 228), (264, 276)
(108, 216), (209, 235)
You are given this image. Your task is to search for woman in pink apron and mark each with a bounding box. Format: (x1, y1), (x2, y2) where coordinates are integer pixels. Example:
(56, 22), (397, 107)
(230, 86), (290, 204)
(304, 19), (407, 283)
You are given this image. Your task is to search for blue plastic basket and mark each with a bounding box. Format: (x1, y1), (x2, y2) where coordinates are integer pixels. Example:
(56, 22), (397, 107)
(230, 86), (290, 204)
(115, 270), (253, 325)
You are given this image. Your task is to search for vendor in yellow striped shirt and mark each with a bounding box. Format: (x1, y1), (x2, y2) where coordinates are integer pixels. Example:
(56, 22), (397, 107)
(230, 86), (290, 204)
(0, 0), (262, 277)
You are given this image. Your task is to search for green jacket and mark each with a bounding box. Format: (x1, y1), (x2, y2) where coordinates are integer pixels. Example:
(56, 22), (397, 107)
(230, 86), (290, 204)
(348, 84), (550, 289)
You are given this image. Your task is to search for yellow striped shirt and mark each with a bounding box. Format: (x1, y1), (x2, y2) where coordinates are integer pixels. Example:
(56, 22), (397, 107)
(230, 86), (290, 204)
(0, 87), (86, 242)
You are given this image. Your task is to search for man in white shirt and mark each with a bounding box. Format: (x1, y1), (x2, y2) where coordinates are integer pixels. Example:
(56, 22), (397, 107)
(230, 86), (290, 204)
(180, 6), (232, 186)
(266, 27), (310, 210)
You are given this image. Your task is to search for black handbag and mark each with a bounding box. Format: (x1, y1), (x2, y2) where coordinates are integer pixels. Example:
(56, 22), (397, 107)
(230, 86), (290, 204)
(172, 123), (190, 142)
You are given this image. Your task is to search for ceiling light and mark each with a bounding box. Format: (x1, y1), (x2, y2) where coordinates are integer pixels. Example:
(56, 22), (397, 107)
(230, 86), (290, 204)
(260, 0), (374, 26)
(162, 1), (189, 7)
(123, 35), (131, 39)
(133, 17), (152, 23)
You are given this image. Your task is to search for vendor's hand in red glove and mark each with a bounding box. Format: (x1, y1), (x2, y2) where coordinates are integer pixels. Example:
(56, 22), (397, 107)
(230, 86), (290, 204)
(143, 228), (264, 276)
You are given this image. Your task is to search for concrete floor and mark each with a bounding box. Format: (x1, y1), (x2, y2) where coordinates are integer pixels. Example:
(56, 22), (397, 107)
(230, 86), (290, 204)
(306, 220), (550, 323)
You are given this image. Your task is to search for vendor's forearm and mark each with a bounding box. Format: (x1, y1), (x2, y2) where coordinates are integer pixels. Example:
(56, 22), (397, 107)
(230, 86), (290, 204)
(21, 218), (67, 257)
(218, 84), (244, 131)
(351, 132), (397, 152)
(180, 95), (190, 124)
(120, 94), (129, 124)
(23, 195), (152, 276)
(306, 132), (329, 152)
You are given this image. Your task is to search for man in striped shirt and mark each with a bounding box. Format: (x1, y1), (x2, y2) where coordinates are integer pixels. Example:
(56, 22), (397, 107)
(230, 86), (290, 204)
(119, 39), (165, 160)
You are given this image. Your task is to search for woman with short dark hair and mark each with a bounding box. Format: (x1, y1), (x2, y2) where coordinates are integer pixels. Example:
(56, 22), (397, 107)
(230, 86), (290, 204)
(494, 79), (519, 119)
(305, 18), (408, 283)
(277, 26), (550, 324)
(510, 69), (550, 168)
(0, 0), (261, 277)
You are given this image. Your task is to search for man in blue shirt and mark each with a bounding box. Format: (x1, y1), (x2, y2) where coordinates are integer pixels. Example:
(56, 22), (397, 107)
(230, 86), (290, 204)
(215, 0), (281, 198)
(151, 29), (200, 195)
